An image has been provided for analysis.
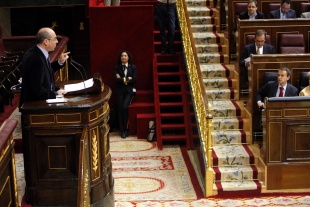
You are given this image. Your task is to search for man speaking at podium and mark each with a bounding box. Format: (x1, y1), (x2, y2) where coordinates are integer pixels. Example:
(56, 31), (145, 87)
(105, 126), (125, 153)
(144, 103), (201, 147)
(20, 27), (70, 106)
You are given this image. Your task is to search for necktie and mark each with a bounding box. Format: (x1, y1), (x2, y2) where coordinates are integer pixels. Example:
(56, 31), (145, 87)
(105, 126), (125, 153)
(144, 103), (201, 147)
(279, 87), (284, 97)
(47, 56), (55, 91)
(256, 48), (261, 55)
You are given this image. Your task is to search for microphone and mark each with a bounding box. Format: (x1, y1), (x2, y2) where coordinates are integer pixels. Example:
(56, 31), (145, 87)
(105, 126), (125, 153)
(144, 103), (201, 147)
(70, 60), (87, 95)
(71, 59), (88, 80)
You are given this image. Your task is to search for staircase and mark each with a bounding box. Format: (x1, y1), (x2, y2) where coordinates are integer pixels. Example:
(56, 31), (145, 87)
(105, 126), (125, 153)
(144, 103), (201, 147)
(153, 26), (194, 150)
(183, 0), (262, 196)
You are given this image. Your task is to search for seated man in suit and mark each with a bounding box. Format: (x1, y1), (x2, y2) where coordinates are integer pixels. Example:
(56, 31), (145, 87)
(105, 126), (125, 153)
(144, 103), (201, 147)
(240, 29), (275, 68)
(269, 0), (296, 19)
(257, 67), (298, 108)
(239, 0), (265, 20)
(239, 29), (275, 89)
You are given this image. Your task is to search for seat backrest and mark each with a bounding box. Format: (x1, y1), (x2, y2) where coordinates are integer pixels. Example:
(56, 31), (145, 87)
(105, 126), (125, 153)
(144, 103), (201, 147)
(245, 34), (271, 45)
(299, 72), (309, 92)
(278, 34), (305, 54)
(263, 72), (278, 86)
(0, 25), (6, 57)
(298, 2), (310, 17)
(268, 3), (281, 17)
(234, 3), (248, 28)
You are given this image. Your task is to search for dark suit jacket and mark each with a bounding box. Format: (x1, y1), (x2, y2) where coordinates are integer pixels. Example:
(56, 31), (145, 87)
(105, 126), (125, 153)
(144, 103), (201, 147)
(269, 9), (296, 18)
(20, 46), (63, 105)
(239, 43), (276, 67)
(239, 11), (265, 19)
(114, 64), (137, 96)
(234, 12), (265, 31)
(257, 81), (298, 102)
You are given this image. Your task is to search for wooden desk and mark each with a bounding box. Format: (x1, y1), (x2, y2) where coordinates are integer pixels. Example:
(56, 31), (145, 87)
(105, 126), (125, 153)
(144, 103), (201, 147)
(20, 84), (114, 206)
(247, 54), (310, 140)
(261, 96), (310, 190)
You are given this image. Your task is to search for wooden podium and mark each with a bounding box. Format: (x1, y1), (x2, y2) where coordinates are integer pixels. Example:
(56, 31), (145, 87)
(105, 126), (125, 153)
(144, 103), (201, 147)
(20, 80), (114, 206)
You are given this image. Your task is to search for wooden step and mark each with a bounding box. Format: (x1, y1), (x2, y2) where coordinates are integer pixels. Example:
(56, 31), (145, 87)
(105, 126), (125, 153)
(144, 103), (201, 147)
(161, 123), (186, 128)
(131, 90), (154, 103)
(128, 103), (154, 135)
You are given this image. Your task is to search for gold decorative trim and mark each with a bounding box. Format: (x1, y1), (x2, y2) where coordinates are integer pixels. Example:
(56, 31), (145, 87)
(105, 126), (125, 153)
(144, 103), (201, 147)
(269, 110), (282, 117)
(56, 113), (82, 123)
(176, 0), (212, 196)
(0, 137), (11, 163)
(11, 149), (19, 207)
(91, 127), (100, 180)
(102, 102), (109, 116)
(89, 109), (98, 122)
(284, 109), (307, 117)
(0, 176), (12, 205)
(30, 114), (55, 124)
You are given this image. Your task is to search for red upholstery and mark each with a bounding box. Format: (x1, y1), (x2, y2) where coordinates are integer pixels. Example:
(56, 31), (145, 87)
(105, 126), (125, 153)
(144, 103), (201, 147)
(278, 34), (305, 54)
(245, 34), (271, 45)
(234, 3), (248, 28)
(0, 24), (6, 57)
(268, 3), (281, 18)
(299, 2), (310, 17)
(89, 0), (104, 6)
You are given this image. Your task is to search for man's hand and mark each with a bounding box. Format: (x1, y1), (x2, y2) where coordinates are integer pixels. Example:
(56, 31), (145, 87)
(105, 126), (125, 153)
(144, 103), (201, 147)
(58, 52), (70, 64)
(245, 61), (251, 67)
(57, 89), (68, 95)
(257, 102), (265, 108)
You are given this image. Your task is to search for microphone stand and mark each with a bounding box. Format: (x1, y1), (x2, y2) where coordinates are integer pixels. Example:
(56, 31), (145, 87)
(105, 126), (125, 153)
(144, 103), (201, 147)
(71, 59), (88, 80)
(70, 60), (87, 96)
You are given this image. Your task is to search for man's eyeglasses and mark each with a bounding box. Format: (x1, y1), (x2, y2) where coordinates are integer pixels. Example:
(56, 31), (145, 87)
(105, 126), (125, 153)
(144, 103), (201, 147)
(47, 37), (58, 41)
(255, 40), (265, 43)
(281, 7), (290, 11)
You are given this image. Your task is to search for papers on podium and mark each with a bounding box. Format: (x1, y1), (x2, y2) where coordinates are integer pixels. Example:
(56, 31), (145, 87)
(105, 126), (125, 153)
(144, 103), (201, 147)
(46, 98), (67, 103)
(64, 78), (94, 92)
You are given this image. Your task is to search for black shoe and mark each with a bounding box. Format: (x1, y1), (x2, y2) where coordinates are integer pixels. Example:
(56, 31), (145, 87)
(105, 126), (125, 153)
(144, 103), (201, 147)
(124, 129), (129, 137)
(120, 132), (126, 139)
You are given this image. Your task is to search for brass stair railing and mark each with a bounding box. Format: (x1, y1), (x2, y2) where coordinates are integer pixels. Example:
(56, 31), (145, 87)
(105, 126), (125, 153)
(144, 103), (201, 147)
(176, 0), (214, 196)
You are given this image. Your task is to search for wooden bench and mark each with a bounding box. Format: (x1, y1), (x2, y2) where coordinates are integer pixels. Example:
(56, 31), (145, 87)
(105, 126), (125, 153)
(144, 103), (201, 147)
(0, 119), (18, 206)
(260, 96), (310, 190)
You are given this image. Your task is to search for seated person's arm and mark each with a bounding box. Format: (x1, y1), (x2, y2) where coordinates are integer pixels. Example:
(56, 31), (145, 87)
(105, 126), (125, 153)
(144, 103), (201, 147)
(256, 83), (269, 108)
(239, 47), (250, 68)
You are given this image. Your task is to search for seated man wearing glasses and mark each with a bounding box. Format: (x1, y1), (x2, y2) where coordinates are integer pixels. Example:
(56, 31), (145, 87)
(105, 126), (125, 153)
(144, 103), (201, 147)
(269, 0), (296, 19)
(239, 29), (275, 88)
